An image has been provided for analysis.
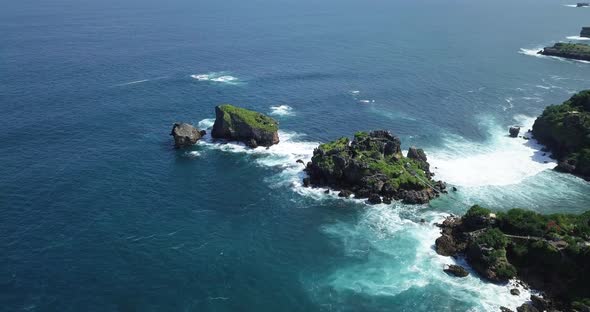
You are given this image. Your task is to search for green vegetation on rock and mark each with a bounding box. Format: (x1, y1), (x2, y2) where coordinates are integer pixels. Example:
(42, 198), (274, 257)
(217, 104), (279, 132)
(306, 130), (444, 204)
(437, 205), (590, 309)
(532, 90), (590, 179)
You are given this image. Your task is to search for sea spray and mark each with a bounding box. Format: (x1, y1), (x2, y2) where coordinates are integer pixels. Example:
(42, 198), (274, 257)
(429, 115), (555, 187)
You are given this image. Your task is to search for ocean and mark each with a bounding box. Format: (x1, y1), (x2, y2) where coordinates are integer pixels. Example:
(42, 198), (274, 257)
(1, 0), (590, 311)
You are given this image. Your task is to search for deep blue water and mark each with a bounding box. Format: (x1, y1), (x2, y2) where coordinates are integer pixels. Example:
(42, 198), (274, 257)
(2, 0), (590, 311)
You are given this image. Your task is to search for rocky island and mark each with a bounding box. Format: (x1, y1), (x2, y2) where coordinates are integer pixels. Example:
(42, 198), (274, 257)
(532, 90), (590, 180)
(170, 123), (206, 148)
(304, 130), (445, 204)
(436, 205), (590, 311)
(211, 104), (280, 148)
(581, 27), (590, 38)
(538, 43), (590, 62)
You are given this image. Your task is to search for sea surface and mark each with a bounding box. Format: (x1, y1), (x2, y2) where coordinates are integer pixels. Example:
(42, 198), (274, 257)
(2, 0), (590, 311)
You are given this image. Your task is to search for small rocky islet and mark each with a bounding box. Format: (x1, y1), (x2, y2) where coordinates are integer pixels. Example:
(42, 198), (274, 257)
(303, 130), (445, 204)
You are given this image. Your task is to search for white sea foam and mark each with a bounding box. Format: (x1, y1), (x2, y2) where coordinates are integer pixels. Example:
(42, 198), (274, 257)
(185, 151), (200, 158)
(351, 90), (360, 94)
(191, 72), (240, 84)
(429, 115), (556, 187)
(198, 118), (215, 130)
(196, 121), (318, 190)
(114, 76), (167, 87)
(564, 4), (587, 7)
(359, 99), (375, 104)
(566, 35), (590, 41)
(315, 206), (533, 311)
(269, 105), (294, 116)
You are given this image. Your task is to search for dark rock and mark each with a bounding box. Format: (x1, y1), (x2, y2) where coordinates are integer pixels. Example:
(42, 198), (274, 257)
(452, 186), (458, 192)
(324, 189), (330, 194)
(509, 126), (521, 138)
(368, 194), (382, 204)
(516, 304), (539, 312)
(510, 288), (521, 296)
(382, 197), (392, 204)
(247, 138), (258, 148)
(170, 123), (205, 148)
(420, 218), (426, 223)
(577, 3), (589, 7)
(435, 234), (458, 256)
(530, 296), (551, 311)
(212, 104), (279, 147)
(407, 146), (432, 176)
(443, 264), (469, 277)
(303, 177), (311, 187)
(296, 159), (305, 165)
(582, 27), (590, 38)
(338, 190), (352, 198)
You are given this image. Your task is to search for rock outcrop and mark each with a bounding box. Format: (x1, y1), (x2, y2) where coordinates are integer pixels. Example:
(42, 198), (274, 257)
(211, 104), (279, 148)
(304, 130), (445, 204)
(581, 27), (590, 38)
(170, 123), (206, 148)
(509, 126), (520, 138)
(443, 264), (469, 277)
(532, 90), (590, 180)
(539, 43), (590, 62)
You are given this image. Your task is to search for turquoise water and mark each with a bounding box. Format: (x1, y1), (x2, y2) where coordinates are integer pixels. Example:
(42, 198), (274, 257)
(2, 0), (590, 311)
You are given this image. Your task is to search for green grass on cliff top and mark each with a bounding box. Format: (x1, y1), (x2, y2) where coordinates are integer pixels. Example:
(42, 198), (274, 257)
(218, 104), (279, 132)
(552, 43), (590, 53)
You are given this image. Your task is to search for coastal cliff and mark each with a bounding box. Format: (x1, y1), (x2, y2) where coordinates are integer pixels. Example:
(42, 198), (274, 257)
(304, 130), (445, 204)
(532, 90), (590, 180)
(436, 205), (590, 311)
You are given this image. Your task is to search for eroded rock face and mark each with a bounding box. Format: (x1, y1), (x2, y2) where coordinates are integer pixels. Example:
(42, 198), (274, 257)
(304, 130), (444, 204)
(211, 105), (279, 148)
(170, 123), (206, 148)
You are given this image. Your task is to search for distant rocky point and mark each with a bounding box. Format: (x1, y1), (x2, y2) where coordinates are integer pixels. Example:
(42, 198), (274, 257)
(532, 90), (590, 180)
(581, 27), (590, 38)
(577, 2), (589, 7)
(211, 104), (279, 148)
(170, 123), (206, 148)
(304, 130), (446, 204)
(538, 43), (590, 62)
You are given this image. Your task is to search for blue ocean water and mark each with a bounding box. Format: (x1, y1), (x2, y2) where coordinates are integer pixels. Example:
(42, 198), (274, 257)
(2, 0), (590, 311)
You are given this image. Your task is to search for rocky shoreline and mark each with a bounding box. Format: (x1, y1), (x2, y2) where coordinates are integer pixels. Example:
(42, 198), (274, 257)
(435, 205), (590, 311)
